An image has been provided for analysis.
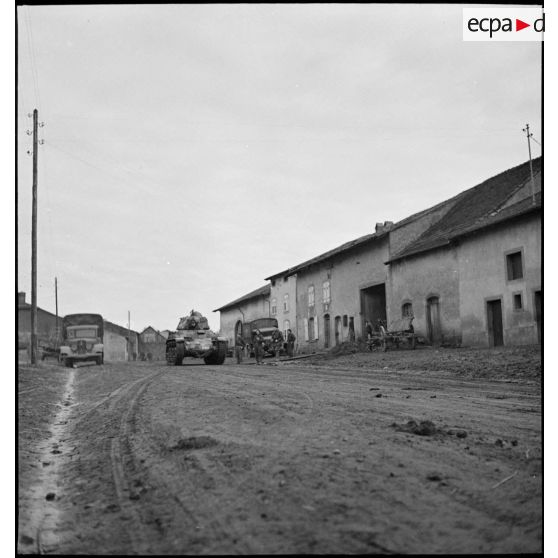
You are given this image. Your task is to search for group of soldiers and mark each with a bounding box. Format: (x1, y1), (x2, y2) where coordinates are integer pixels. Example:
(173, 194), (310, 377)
(234, 327), (296, 365)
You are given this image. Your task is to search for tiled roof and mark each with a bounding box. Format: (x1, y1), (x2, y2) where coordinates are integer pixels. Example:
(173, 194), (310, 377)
(388, 157), (542, 263)
(265, 185), (467, 281)
(265, 231), (387, 280)
(213, 284), (270, 312)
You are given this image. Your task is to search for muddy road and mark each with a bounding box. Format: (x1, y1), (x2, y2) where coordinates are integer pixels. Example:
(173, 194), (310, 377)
(18, 347), (541, 554)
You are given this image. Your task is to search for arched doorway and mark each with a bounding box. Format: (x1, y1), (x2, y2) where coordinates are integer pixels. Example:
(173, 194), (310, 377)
(324, 314), (330, 348)
(234, 320), (243, 340)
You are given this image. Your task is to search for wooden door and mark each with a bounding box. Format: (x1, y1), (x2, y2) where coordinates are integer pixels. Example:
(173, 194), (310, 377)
(487, 299), (504, 347)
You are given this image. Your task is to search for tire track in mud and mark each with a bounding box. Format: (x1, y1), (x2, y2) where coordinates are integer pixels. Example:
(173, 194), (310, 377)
(102, 369), (168, 554)
(141, 365), (317, 554)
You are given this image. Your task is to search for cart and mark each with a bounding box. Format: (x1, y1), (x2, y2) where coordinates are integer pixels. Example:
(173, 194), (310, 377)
(367, 317), (416, 352)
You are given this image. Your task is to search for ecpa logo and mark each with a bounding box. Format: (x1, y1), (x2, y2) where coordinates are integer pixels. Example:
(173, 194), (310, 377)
(463, 8), (544, 41)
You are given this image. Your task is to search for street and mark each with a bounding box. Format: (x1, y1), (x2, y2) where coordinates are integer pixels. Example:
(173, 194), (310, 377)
(18, 347), (542, 554)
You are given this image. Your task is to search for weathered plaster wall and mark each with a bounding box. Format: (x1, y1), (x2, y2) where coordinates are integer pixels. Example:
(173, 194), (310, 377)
(458, 215), (541, 346)
(387, 247), (461, 345)
(295, 239), (389, 352)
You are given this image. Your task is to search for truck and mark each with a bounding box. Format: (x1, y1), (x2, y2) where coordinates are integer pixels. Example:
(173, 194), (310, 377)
(242, 317), (280, 357)
(166, 310), (228, 365)
(59, 314), (104, 367)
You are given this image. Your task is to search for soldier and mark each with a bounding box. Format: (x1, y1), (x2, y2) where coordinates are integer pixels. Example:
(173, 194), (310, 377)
(271, 326), (284, 362)
(365, 320), (373, 340)
(286, 329), (296, 357)
(253, 329), (265, 365)
(235, 332), (246, 364)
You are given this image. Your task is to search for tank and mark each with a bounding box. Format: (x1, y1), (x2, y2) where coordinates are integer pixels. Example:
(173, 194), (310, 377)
(166, 310), (228, 365)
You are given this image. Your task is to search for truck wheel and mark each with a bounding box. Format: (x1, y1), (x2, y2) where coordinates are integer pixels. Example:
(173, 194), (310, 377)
(64, 358), (73, 368)
(96, 354), (104, 365)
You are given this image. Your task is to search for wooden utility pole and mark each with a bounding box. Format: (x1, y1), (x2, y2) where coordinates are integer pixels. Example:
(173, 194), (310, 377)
(55, 277), (59, 347)
(522, 123), (537, 206)
(30, 109), (38, 365)
(128, 311), (131, 361)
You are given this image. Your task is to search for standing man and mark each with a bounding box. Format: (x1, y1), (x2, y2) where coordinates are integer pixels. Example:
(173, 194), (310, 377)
(271, 326), (284, 363)
(365, 320), (373, 340)
(235, 331), (246, 364)
(253, 329), (264, 365)
(286, 329), (296, 358)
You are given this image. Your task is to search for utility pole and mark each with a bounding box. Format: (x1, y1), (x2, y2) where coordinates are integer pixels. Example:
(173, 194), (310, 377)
(128, 311), (131, 361)
(522, 123), (537, 206)
(55, 277), (59, 348)
(30, 109), (38, 365)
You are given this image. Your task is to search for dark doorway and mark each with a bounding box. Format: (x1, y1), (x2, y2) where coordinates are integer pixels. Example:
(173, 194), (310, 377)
(486, 299), (504, 347)
(360, 283), (387, 332)
(324, 314), (331, 348)
(534, 290), (542, 344)
(426, 296), (442, 344)
(235, 320), (243, 339)
(334, 316), (341, 345)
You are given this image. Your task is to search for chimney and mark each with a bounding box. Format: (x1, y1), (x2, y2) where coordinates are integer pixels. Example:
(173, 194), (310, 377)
(383, 221), (394, 230)
(18, 292), (26, 305)
(375, 222), (384, 234)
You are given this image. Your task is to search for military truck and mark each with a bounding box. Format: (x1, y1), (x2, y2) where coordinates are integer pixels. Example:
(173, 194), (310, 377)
(59, 313), (104, 367)
(166, 310), (228, 365)
(243, 317), (279, 357)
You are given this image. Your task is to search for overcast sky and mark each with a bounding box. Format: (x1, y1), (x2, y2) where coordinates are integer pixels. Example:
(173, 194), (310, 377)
(17, 4), (542, 333)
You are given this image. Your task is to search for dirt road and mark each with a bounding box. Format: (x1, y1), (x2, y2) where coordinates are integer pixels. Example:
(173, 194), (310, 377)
(18, 347), (542, 554)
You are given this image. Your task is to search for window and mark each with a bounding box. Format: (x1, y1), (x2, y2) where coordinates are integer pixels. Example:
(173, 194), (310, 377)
(513, 293), (523, 310)
(283, 294), (289, 312)
(506, 251), (524, 281)
(322, 280), (331, 304)
(271, 298), (277, 315)
(308, 285), (315, 308)
(402, 302), (413, 318)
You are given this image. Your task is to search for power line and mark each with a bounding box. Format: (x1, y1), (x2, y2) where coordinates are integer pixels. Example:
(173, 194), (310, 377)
(23, 7), (41, 112)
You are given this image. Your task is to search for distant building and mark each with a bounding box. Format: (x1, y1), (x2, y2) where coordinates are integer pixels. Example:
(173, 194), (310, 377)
(17, 291), (61, 349)
(138, 326), (167, 361)
(213, 285), (271, 347)
(103, 320), (139, 362)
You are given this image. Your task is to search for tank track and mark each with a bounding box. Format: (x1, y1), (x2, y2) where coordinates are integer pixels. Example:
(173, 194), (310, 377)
(166, 340), (177, 365)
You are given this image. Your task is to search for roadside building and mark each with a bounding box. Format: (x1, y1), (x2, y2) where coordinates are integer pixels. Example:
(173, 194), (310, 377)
(138, 326), (167, 361)
(213, 284), (271, 347)
(386, 157), (542, 347)
(18, 292), (61, 348)
(264, 273), (297, 349)
(265, 195), (463, 353)
(103, 320), (139, 362)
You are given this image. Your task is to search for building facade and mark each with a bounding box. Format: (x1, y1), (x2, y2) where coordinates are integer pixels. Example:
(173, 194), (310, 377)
(213, 284), (272, 347)
(138, 326), (167, 361)
(387, 158), (541, 347)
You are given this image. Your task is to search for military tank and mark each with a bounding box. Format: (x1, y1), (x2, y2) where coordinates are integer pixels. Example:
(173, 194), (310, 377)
(166, 310), (228, 365)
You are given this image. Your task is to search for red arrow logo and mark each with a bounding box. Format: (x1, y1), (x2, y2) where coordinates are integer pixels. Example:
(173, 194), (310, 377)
(516, 19), (530, 31)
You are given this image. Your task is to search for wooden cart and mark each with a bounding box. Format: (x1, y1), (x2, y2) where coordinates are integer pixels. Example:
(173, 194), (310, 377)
(367, 316), (416, 352)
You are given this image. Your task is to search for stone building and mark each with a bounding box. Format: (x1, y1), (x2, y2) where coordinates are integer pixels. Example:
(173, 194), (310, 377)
(17, 292), (61, 357)
(264, 273), (297, 343)
(103, 320), (139, 362)
(138, 326), (167, 361)
(387, 158), (542, 347)
(213, 284), (271, 347)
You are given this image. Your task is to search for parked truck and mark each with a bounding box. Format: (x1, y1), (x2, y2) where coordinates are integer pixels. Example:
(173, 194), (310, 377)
(242, 317), (279, 357)
(59, 313), (104, 367)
